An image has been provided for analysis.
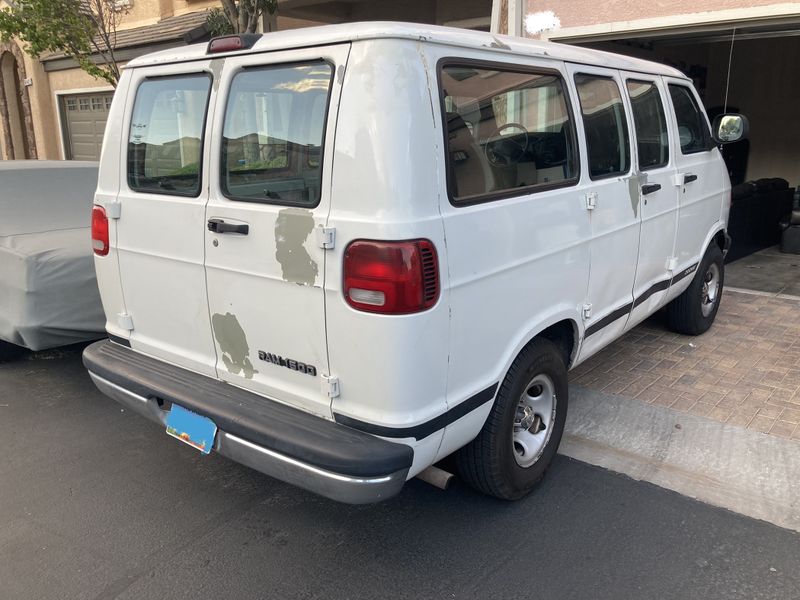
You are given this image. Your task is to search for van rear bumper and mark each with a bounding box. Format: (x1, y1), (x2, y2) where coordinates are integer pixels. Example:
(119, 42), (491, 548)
(83, 340), (412, 504)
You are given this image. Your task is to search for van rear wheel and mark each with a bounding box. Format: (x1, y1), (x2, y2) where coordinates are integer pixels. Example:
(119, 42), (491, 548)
(456, 338), (568, 500)
(667, 243), (724, 335)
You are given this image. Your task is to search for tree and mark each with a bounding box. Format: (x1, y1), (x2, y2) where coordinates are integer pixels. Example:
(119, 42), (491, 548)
(206, 0), (277, 36)
(0, 0), (127, 87)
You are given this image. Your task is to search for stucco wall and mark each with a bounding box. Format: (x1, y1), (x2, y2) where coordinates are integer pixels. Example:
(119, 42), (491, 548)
(21, 52), (59, 160)
(119, 0), (173, 29)
(173, 0), (218, 17)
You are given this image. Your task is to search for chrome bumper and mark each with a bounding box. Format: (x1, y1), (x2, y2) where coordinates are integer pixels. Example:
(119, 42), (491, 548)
(88, 373), (409, 504)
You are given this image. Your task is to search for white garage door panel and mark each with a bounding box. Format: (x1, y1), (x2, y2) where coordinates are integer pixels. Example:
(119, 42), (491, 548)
(62, 93), (113, 161)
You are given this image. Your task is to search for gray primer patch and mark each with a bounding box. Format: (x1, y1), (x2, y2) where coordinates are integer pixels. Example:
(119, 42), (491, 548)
(210, 58), (225, 91)
(488, 37), (511, 50)
(275, 208), (318, 286)
(627, 176), (641, 218)
(211, 312), (257, 379)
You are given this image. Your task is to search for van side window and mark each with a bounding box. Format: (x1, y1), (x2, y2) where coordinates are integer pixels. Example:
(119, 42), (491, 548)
(439, 64), (578, 203)
(668, 84), (713, 154)
(221, 62), (333, 207)
(626, 80), (669, 170)
(574, 74), (631, 180)
(127, 74), (211, 197)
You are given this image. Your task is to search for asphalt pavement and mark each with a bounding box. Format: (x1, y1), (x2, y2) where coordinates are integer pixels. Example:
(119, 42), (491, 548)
(2, 347), (799, 600)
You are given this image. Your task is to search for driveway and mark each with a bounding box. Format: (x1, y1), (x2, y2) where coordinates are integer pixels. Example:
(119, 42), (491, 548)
(572, 289), (800, 440)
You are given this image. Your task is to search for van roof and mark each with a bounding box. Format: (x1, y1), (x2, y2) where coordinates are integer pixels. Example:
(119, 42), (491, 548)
(126, 21), (687, 79)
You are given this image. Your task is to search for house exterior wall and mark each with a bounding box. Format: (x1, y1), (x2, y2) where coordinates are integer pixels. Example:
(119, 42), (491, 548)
(527, 0), (799, 30)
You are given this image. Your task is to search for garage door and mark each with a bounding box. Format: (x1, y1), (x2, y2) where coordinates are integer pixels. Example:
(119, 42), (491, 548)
(61, 92), (114, 161)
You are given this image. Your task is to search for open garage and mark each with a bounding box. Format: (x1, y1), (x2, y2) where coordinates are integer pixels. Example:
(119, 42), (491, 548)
(539, 7), (800, 278)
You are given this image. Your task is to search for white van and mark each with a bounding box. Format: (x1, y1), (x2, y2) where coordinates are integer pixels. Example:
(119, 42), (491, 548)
(84, 22), (747, 503)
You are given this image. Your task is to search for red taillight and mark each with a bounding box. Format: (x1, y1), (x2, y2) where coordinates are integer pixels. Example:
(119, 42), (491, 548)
(91, 205), (109, 257)
(343, 239), (439, 314)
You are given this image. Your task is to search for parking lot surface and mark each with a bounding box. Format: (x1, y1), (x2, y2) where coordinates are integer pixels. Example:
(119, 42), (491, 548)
(572, 290), (800, 439)
(2, 349), (800, 600)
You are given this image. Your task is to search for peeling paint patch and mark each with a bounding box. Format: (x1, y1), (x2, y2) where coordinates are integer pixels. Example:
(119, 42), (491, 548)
(628, 176), (641, 218)
(212, 312), (257, 379)
(275, 208), (318, 286)
(488, 37), (511, 50)
(210, 58), (225, 91)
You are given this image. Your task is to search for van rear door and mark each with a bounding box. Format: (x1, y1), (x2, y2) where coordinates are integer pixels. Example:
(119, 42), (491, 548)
(203, 45), (349, 418)
(115, 63), (218, 376)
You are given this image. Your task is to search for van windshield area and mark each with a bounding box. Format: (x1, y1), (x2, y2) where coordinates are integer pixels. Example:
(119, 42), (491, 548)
(221, 62), (333, 207)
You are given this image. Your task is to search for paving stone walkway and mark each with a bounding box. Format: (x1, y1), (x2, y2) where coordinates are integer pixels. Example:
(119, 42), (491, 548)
(571, 289), (800, 440)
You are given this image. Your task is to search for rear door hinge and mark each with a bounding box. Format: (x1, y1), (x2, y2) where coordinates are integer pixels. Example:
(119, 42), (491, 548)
(585, 192), (597, 211)
(582, 304), (593, 320)
(317, 226), (336, 249)
(103, 200), (122, 219)
(321, 374), (340, 398)
(117, 312), (134, 331)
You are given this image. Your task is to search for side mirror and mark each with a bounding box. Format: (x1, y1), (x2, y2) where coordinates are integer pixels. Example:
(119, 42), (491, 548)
(712, 113), (749, 144)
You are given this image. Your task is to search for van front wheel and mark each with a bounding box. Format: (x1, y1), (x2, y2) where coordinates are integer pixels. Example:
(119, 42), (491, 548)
(456, 338), (568, 500)
(667, 243), (724, 335)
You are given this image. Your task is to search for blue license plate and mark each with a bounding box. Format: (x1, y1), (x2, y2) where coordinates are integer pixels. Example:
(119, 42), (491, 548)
(166, 404), (217, 455)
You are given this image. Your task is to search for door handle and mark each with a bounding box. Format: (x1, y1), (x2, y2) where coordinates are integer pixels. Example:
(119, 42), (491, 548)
(641, 183), (662, 195)
(683, 173), (698, 184)
(207, 218), (249, 235)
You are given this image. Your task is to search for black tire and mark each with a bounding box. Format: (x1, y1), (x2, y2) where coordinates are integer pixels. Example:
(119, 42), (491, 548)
(0, 340), (26, 362)
(667, 243), (725, 336)
(456, 337), (568, 500)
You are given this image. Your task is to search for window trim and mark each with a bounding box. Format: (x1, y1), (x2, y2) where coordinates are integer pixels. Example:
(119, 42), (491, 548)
(625, 78), (670, 172)
(126, 72), (212, 199)
(667, 83), (714, 156)
(219, 59), (335, 208)
(436, 57), (581, 208)
(574, 72), (632, 182)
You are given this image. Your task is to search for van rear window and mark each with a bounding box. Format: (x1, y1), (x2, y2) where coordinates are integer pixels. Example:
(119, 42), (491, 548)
(221, 62), (333, 207)
(127, 74), (211, 197)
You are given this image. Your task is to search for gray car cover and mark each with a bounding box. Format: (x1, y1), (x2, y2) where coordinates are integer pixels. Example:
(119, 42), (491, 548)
(0, 161), (106, 350)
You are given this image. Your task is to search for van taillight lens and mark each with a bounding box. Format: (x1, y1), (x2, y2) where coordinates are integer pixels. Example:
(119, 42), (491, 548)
(91, 205), (109, 256)
(344, 240), (439, 314)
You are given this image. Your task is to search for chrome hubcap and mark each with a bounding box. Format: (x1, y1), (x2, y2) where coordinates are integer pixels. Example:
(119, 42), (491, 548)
(701, 263), (720, 317)
(512, 374), (556, 468)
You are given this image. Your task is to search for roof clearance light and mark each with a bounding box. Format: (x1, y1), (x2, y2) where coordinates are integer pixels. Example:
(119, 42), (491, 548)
(208, 36), (244, 53)
(207, 34), (262, 54)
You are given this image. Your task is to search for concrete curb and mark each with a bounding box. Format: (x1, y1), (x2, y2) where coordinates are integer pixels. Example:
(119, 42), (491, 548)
(560, 385), (800, 532)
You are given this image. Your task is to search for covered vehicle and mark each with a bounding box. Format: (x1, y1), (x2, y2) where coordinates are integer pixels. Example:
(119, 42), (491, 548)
(0, 161), (105, 356)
